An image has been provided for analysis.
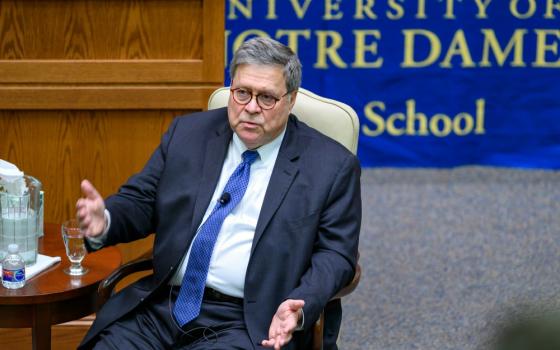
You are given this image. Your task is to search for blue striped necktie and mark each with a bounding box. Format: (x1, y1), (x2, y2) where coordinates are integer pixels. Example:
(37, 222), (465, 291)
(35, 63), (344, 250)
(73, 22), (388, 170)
(173, 150), (259, 326)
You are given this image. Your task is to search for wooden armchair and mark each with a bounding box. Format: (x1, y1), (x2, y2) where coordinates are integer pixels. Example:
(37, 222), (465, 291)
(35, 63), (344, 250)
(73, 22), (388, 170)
(97, 87), (362, 349)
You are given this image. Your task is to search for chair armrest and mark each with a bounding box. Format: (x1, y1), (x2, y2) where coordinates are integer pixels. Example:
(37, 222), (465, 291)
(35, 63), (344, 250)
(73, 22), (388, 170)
(333, 263), (361, 300)
(313, 262), (361, 350)
(97, 251), (154, 310)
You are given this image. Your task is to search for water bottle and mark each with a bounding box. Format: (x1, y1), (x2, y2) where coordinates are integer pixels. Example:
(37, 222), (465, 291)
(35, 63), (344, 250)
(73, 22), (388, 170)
(2, 243), (26, 289)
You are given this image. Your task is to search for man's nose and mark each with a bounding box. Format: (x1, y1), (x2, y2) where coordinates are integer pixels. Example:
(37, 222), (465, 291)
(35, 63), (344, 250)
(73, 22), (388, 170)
(244, 96), (262, 113)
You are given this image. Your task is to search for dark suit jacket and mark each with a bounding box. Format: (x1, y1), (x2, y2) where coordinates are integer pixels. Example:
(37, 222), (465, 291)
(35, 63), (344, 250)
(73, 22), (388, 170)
(79, 108), (361, 349)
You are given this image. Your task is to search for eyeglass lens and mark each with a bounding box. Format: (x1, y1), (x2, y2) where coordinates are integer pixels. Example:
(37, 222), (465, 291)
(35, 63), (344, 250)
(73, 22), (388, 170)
(233, 89), (278, 109)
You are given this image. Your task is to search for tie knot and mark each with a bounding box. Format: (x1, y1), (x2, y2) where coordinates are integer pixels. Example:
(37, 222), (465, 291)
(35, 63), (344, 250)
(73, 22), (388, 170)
(242, 150), (259, 165)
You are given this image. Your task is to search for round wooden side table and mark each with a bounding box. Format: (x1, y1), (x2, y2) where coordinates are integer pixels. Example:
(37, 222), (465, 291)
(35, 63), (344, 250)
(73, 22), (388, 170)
(0, 223), (121, 350)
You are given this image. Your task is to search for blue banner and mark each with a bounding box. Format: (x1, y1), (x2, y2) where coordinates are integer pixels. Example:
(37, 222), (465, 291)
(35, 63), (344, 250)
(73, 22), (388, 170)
(225, 1), (560, 168)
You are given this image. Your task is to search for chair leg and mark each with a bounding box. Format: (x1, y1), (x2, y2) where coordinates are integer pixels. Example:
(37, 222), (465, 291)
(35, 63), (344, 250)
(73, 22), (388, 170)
(312, 312), (325, 350)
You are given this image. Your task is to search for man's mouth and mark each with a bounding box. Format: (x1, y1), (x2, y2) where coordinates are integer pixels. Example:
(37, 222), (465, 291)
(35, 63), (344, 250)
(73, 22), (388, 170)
(240, 120), (259, 128)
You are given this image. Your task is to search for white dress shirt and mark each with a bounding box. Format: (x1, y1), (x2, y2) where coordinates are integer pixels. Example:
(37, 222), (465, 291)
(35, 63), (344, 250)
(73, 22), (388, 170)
(168, 131), (284, 297)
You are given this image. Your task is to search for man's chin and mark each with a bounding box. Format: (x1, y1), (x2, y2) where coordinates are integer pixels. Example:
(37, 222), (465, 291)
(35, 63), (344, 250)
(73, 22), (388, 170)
(237, 132), (262, 149)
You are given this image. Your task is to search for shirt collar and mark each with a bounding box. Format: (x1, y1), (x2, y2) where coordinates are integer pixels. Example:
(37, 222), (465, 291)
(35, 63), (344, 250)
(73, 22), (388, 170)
(232, 127), (286, 166)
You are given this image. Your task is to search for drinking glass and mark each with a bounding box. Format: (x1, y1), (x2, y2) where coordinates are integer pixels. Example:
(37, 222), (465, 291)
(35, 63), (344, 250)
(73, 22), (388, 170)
(61, 219), (88, 276)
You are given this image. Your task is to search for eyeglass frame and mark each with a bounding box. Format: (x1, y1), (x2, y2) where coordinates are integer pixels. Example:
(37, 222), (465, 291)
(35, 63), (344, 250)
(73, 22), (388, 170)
(230, 87), (290, 110)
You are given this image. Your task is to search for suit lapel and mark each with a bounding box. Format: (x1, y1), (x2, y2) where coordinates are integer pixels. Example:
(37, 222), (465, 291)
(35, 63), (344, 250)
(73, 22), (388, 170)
(190, 118), (232, 234)
(251, 116), (300, 254)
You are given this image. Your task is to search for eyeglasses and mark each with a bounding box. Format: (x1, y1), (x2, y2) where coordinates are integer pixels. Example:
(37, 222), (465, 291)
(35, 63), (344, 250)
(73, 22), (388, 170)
(230, 88), (289, 110)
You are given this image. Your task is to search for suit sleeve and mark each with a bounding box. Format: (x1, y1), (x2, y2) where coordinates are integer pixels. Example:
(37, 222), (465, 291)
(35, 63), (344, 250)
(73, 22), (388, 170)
(286, 152), (362, 328)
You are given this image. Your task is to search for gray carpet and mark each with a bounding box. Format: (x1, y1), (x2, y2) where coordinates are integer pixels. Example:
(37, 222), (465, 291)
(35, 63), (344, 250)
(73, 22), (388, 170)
(337, 167), (560, 350)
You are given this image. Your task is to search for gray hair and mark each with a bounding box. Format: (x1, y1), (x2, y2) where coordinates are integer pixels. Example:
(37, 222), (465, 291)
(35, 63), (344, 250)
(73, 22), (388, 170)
(229, 37), (302, 94)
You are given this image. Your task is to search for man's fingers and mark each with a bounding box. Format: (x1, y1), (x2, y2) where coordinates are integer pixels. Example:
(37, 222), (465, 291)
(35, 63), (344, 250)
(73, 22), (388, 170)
(76, 179), (106, 237)
(81, 179), (101, 200)
(286, 299), (305, 310)
(262, 339), (277, 348)
(76, 197), (94, 222)
(275, 336), (286, 350)
(263, 300), (304, 348)
(76, 200), (87, 217)
(261, 337), (285, 350)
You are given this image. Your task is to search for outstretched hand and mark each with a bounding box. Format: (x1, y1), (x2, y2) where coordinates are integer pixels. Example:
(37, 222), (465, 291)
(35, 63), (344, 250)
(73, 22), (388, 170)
(262, 299), (305, 349)
(76, 179), (106, 237)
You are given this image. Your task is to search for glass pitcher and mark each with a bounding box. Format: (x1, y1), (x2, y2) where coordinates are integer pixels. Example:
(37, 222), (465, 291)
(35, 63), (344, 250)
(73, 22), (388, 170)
(0, 175), (42, 265)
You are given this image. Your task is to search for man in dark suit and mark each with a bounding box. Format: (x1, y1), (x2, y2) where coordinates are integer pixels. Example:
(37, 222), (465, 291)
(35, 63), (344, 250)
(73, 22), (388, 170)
(76, 37), (361, 350)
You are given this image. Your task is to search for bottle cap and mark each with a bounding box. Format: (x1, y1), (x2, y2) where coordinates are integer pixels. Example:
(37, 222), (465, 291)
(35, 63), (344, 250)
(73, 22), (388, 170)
(7, 244), (19, 253)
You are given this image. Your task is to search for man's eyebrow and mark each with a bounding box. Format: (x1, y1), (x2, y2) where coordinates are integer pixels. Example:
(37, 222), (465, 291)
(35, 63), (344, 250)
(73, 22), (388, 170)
(235, 86), (278, 96)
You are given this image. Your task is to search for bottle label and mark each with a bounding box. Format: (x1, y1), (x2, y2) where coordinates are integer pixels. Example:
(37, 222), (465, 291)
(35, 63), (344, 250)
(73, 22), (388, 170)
(2, 268), (25, 282)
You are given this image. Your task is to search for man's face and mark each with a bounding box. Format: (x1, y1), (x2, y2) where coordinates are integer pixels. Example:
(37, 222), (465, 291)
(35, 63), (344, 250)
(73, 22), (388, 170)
(228, 64), (296, 150)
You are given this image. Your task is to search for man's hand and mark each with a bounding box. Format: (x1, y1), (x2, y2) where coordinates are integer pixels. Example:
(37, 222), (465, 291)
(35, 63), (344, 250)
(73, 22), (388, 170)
(76, 179), (106, 237)
(262, 299), (305, 349)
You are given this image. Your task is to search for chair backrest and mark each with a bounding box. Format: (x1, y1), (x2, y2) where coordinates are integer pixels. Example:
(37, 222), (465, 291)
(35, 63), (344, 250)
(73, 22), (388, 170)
(207, 87), (360, 155)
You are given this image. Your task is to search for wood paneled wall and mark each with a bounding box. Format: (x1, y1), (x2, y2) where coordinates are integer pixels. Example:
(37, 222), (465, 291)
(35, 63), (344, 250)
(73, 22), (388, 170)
(0, 0), (223, 109)
(0, 0), (224, 347)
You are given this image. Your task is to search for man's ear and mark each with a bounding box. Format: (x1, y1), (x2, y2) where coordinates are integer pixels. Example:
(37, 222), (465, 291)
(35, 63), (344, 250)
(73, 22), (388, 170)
(288, 90), (298, 110)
